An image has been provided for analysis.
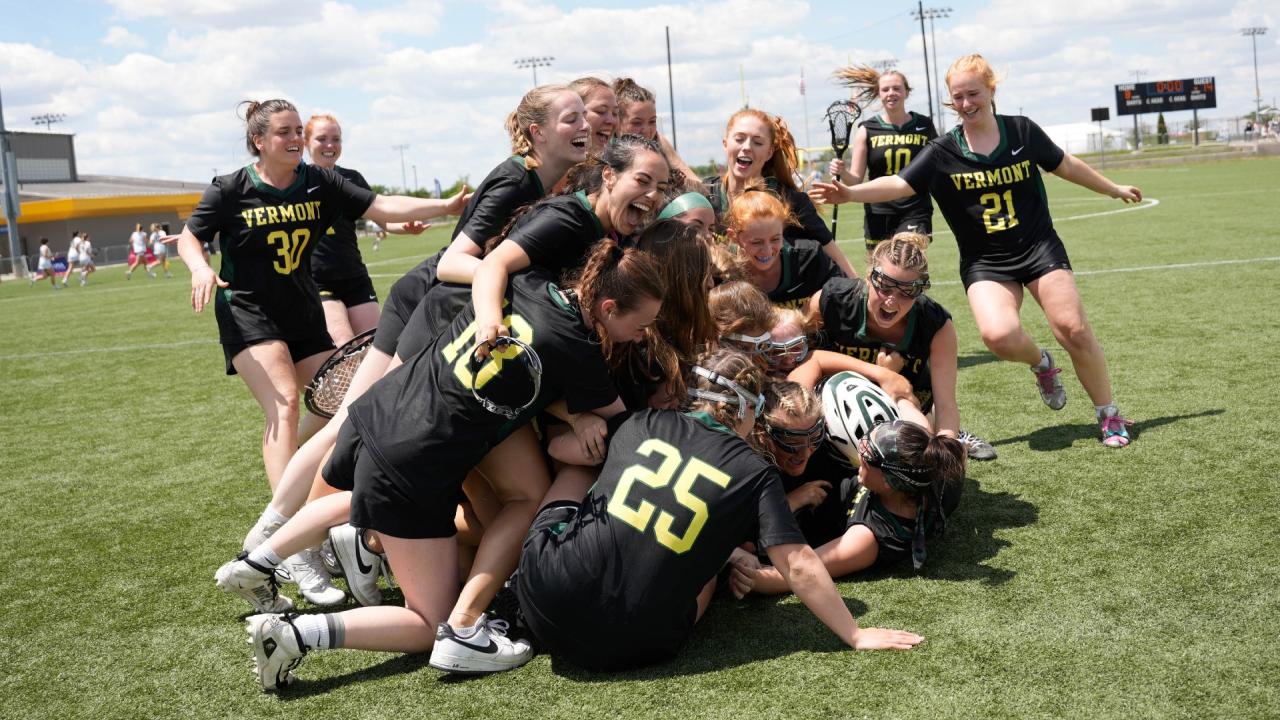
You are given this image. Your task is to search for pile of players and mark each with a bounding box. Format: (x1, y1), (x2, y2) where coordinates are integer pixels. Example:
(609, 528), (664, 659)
(177, 54), (1141, 690)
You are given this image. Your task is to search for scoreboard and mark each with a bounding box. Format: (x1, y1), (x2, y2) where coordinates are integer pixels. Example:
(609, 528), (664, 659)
(1115, 77), (1216, 115)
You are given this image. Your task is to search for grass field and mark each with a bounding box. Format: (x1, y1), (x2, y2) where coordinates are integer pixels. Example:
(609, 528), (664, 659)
(2, 157), (1278, 719)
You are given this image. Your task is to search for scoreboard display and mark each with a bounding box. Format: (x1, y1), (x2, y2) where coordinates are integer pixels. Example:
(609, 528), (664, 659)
(1115, 77), (1216, 115)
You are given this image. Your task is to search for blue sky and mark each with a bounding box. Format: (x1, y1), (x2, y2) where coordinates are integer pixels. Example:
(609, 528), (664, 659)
(2, 0), (1275, 188)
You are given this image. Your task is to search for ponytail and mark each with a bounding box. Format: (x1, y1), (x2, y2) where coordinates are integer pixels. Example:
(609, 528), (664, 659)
(238, 99), (297, 157)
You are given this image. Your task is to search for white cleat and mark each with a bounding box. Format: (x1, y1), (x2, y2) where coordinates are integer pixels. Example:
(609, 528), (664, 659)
(246, 613), (307, 691)
(214, 555), (294, 614)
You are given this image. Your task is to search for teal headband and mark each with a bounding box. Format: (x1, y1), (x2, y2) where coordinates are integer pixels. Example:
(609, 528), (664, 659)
(657, 192), (714, 221)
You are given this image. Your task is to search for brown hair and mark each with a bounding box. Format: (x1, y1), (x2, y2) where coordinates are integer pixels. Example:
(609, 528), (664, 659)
(505, 84), (574, 171)
(888, 421), (967, 496)
(237, 99), (298, 157)
(686, 346), (767, 430)
(613, 77), (655, 116)
(721, 109), (801, 193)
(632, 219), (715, 362)
(708, 242), (745, 285)
(869, 231), (930, 283)
(709, 280), (774, 337)
(565, 240), (665, 361)
(303, 113), (340, 143)
(834, 65), (913, 107)
(563, 133), (668, 195)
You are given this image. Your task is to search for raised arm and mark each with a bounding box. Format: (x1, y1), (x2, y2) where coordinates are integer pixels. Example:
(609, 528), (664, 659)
(1051, 154), (1142, 202)
(470, 240), (531, 350)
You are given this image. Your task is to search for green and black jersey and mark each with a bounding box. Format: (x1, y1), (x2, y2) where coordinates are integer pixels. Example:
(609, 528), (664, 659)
(767, 238), (845, 310)
(846, 479), (962, 570)
(185, 163), (375, 344)
(505, 191), (607, 278)
(898, 115), (1065, 267)
(453, 155), (546, 249)
(862, 111), (936, 217)
(516, 409), (804, 669)
(816, 276), (952, 410)
(704, 175), (834, 246)
(310, 166), (373, 283)
(348, 268), (617, 485)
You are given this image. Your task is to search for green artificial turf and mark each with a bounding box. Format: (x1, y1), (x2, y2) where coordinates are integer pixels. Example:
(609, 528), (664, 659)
(1, 157), (1276, 719)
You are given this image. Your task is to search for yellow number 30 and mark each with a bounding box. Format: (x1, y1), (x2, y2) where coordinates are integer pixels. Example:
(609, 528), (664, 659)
(608, 439), (731, 554)
(266, 229), (312, 275)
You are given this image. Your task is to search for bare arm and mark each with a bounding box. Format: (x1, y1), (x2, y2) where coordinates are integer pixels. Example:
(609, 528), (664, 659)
(827, 126), (868, 185)
(1051, 154), (1142, 202)
(363, 186), (471, 225)
(176, 227), (226, 312)
(470, 241), (532, 350)
(436, 232), (486, 284)
(753, 526), (880, 594)
(927, 320), (959, 439)
(765, 542), (922, 650)
(809, 175), (915, 206)
(788, 350), (915, 404)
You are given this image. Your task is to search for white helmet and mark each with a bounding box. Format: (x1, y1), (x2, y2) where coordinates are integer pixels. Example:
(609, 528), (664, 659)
(819, 371), (899, 467)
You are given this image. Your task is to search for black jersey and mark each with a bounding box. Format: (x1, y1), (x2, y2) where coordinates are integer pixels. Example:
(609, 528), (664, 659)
(898, 115), (1065, 267)
(817, 276), (952, 410)
(452, 155), (546, 249)
(186, 163), (375, 343)
(517, 409), (804, 668)
(767, 238), (845, 310)
(704, 175), (833, 246)
(394, 281), (470, 360)
(347, 268), (617, 484)
(310, 166), (373, 282)
(846, 480), (962, 571)
(778, 449), (857, 548)
(506, 191), (606, 277)
(862, 111), (936, 217)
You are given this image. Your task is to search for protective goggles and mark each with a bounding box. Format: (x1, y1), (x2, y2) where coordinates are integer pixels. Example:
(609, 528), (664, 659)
(857, 420), (933, 492)
(722, 331), (772, 356)
(764, 416), (826, 453)
(869, 266), (930, 299)
(765, 335), (810, 367)
(687, 365), (765, 421)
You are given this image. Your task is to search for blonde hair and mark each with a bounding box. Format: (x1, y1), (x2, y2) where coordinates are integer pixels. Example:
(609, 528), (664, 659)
(505, 84), (573, 171)
(721, 109), (800, 193)
(870, 231), (930, 282)
(686, 347), (767, 430)
(944, 54), (999, 114)
(303, 113), (340, 143)
(750, 380), (824, 461)
(834, 65), (913, 107)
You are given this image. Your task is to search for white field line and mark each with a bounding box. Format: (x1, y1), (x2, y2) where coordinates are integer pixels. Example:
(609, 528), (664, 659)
(0, 338), (218, 362)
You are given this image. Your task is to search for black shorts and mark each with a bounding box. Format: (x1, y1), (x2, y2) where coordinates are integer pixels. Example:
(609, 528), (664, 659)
(516, 501), (690, 671)
(372, 254), (442, 356)
(960, 237), (1072, 290)
(863, 210), (933, 251)
(221, 334), (334, 376)
(316, 274), (378, 308)
(324, 419), (462, 539)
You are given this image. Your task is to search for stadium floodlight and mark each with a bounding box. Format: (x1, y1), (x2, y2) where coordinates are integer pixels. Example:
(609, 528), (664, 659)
(1241, 27), (1267, 125)
(514, 56), (554, 86)
(392, 144), (409, 192)
(868, 58), (898, 72)
(31, 113), (66, 131)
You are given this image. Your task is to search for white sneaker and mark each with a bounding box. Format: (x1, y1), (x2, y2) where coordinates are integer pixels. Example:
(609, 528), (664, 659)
(281, 547), (345, 606)
(328, 524), (383, 606)
(429, 614), (533, 674)
(246, 613), (307, 691)
(214, 555), (294, 614)
(319, 538), (343, 578)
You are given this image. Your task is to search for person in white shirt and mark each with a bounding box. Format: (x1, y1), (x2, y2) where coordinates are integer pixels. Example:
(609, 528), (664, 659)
(126, 222), (155, 279)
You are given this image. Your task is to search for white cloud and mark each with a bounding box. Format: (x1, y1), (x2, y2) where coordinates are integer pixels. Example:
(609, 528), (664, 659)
(102, 26), (145, 48)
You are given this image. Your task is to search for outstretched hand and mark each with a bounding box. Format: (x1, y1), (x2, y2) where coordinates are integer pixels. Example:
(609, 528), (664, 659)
(445, 185), (472, 214)
(851, 626), (925, 650)
(808, 181), (850, 206)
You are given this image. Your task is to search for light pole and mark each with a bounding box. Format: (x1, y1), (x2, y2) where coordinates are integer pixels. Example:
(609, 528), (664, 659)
(514, 56), (554, 86)
(910, 2), (934, 128)
(1241, 27), (1268, 128)
(1, 84), (25, 275)
(868, 58), (898, 73)
(1130, 70), (1147, 149)
(917, 7), (952, 124)
(412, 164), (418, 193)
(391, 144), (409, 192)
(31, 113), (66, 131)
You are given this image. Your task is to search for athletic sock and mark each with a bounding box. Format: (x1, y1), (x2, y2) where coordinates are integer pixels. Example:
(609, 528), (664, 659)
(259, 505), (290, 528)
(247, 545), (283, 570)
(293, 613), (344, 651)
(1095, 404), (1119, 420)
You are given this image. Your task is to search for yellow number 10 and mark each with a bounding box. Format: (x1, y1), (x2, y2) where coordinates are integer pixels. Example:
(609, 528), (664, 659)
(607, 439), (731, 554)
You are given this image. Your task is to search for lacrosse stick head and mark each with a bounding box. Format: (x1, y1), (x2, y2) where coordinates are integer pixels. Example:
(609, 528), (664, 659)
(824, 100), (862, 157)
